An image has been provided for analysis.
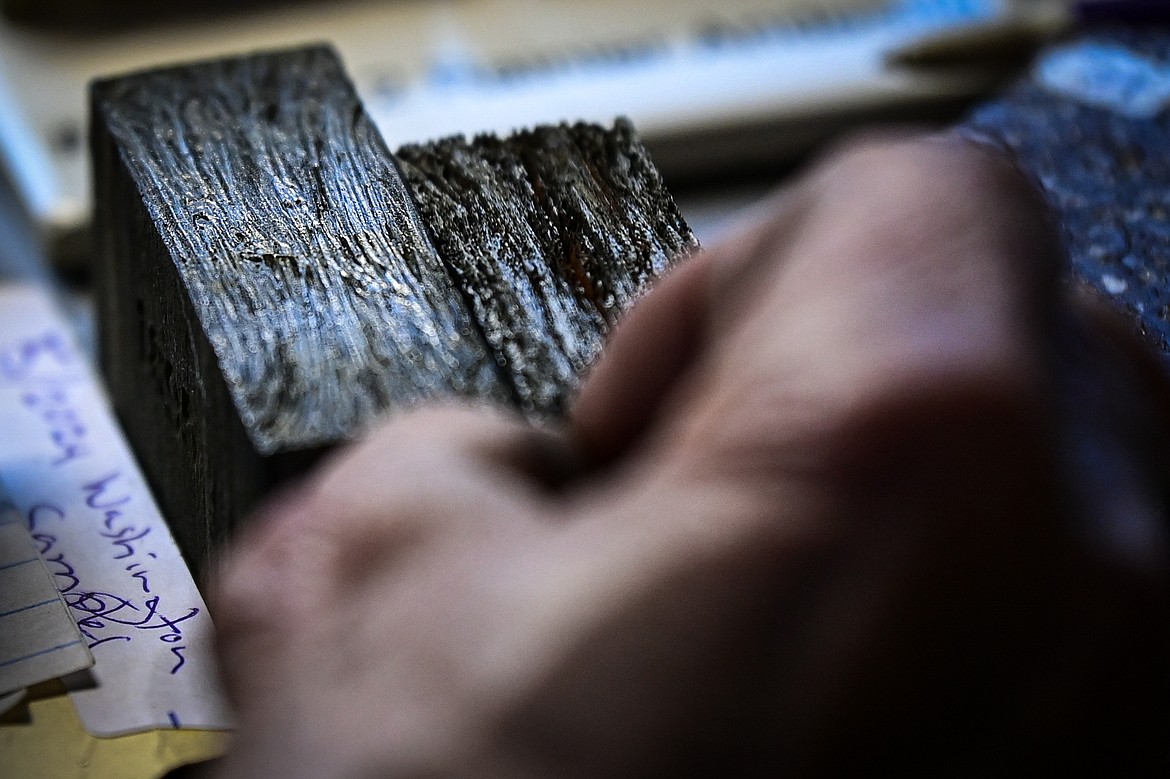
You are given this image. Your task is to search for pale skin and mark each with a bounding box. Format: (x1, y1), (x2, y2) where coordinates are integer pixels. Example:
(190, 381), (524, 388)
(211, 135), (1170, 776)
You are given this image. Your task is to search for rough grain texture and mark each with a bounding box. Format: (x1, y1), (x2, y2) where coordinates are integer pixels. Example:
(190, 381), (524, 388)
(92, 45), (696, 574)
(397, 120), (695, 414)
(963, 29), (1170, 360)
(94, 46), (505, 456)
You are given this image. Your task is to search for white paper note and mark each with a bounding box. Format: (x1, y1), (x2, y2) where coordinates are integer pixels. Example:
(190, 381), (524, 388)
(0, 283), (231, 736)
(0, 484), (93, 695)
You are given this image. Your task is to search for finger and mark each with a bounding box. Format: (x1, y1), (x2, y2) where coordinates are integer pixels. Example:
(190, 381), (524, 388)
(568, 135), (1078, 615)
(213, 404), (576, 699)
(211, 481), (320, 704)
(570, 251), (712, 465)
(570, 178), (819, 467)
(1055, 284), (1170, 571)
(659, 136), (1066, 481)
(225, 405), (575, 599)
(310, 404), (574, 521)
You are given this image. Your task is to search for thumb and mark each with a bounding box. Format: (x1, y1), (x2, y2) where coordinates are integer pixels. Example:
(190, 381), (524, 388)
(570, 249), (713, 464)
(569, 183), (812, 465)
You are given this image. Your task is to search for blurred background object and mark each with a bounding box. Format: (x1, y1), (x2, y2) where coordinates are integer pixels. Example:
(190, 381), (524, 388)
(0, 0), (1024, 270)
(1, 0), (307, 28)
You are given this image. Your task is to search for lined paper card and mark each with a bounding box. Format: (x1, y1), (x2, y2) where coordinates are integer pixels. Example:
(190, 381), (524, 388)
(0, 283), (231, 736)
(0, 483), (93, 695)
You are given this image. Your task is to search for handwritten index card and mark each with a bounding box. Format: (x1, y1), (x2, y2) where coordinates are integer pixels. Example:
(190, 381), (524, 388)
(0, 483), (93, 695)
(0, 283), (231, 735)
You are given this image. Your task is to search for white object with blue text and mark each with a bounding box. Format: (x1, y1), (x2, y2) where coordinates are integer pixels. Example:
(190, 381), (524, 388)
(0, 283), (231, 736)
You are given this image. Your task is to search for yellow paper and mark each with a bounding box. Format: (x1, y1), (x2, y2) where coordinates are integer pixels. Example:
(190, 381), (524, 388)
(0, 682), (228, 779)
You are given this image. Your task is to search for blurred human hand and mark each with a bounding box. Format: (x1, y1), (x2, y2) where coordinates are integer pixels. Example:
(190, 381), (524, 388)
(211, 134), (1170, 777)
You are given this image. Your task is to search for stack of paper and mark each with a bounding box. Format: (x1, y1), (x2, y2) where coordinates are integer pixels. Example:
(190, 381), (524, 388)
(0, 283), (230, 778)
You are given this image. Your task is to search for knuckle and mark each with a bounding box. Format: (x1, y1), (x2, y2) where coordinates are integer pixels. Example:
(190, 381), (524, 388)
(213, 493), (333, 634)
(817, 134), (1047, 223)
(824, 357), (1047, 479)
